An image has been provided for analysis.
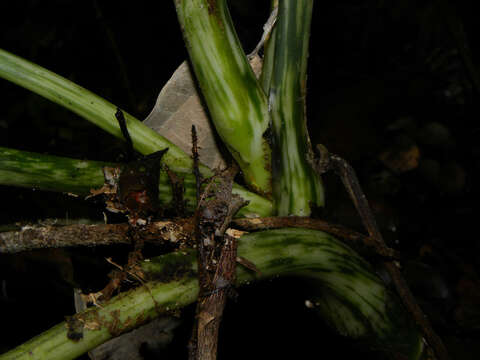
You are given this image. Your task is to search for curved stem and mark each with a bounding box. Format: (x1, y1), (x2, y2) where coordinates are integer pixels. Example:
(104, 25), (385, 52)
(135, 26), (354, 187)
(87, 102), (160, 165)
(1, 228), (423, 360)
(174, 0), (272, 196)
(0, 48), (192, 174)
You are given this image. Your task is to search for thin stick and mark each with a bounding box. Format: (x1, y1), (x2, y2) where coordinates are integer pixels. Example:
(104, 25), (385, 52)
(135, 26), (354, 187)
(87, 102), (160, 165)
(192, 125), (202, 205)
(314, 145), (450, 360)
(190, 167), (247, 360)
(248, 5), (278, 58)
(232, 216), (399, 259)
(0, 220), (192, 253)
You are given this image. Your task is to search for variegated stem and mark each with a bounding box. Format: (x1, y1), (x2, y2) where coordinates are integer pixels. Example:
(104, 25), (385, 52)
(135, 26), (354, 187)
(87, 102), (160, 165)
(0, 48), (192, 174)
(1, 228), (424, 360)
(174, 0), (272, 196)
(0, 147), (108, 195)
(0, 147), (272, 217)
(265, 0), (324, 215)
(0, 49), (273, 216)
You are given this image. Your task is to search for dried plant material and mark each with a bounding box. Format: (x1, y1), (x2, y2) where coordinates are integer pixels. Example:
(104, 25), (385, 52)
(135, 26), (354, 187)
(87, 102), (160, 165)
(87, 166), (126, 214)
(225, 228), (246, 238)
(188, 164), (248, 359)
(0, 220), (196, 254)
(105, 257), (124, 271)
(144, 56), (263, 171)
(379, 144), (420, 174)
(83, 319), (102, 331)
(236, 256), (261, 275)
(144, 61), (225, 170)
(248, 6), (278, 57)
(249, 54), (263, 77)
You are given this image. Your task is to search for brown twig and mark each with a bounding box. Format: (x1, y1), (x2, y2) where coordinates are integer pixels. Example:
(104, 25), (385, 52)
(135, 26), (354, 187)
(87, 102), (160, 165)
(192, 125), (202, 205)
(190, 233), (238, 360)
(189, 166), (247, 360)
(231, 216), (399, 259)
(313, 144), (450, 360)
(0, 220), (193, 253)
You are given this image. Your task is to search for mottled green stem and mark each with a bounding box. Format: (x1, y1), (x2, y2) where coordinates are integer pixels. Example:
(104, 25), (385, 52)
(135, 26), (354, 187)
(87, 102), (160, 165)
(0, 147), (272, 217)
(174, 0), (272, 196)
(0, 228), (423, 360)
(0, 49), (273, 216)
(265, 0), (324, 215)
(0, 48), (191, 173)
(0, 147), (108, 194)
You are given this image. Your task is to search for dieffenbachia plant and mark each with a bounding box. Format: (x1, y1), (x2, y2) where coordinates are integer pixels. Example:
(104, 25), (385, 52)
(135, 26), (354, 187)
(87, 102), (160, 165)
(0, 1), (427, 359)
(174, 0), (323, 214)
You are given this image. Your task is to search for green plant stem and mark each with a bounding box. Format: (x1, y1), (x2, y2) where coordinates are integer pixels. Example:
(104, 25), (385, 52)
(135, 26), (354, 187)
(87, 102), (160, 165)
(174, 0), (272, 196)
(264, 0), (324, 216)
(0, 147), (272, 217)
(1, 228), (423, 360)
(0, 147), (107, 194)
(0, 49), (273, 216)
(0, 48), (191, 174)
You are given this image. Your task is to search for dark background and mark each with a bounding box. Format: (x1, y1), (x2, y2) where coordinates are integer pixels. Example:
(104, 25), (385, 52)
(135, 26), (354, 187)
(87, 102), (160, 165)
(1, 0), (479, 358)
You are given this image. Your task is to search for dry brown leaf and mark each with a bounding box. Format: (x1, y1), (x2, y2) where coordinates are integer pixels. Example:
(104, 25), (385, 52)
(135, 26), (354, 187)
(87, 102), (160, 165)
(144, 56), (263, 170)
(379, 144), (420, 174)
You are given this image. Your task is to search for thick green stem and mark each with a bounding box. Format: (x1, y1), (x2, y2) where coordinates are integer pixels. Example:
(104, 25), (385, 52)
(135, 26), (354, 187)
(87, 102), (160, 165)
(0, 147), (272, 217)
(0, 48), (191, 174)
(1, 229), (423, 360)
(174, 0), (272, 196)
(0, 49), (273, 216)
(0, 147), (108, 194)
(265, 0), (324, 215)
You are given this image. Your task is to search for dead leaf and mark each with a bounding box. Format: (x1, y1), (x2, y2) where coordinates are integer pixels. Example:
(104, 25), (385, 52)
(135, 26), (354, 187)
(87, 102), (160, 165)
(144, 55), (263, 170)
(379, 144), (420, 174)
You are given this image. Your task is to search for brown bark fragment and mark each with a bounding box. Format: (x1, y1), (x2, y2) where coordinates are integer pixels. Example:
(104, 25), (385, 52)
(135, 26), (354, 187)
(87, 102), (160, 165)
(0, 220), (195, 254)
(189, 165), (247, 360)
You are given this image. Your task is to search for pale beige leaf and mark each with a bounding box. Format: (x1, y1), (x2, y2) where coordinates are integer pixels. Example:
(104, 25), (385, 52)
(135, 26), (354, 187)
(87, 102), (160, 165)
(143, 56), (263, 170)
(144, 61), (226, 170)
